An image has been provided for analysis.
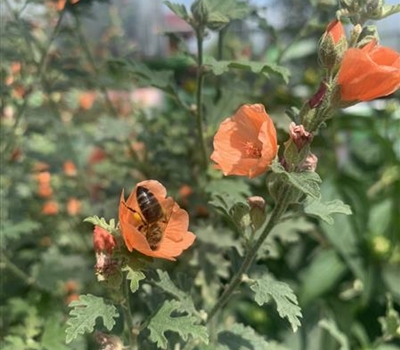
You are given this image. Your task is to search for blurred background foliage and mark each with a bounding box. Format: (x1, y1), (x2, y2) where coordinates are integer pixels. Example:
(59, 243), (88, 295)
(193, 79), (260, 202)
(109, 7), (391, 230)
(1, 0), (399, 349)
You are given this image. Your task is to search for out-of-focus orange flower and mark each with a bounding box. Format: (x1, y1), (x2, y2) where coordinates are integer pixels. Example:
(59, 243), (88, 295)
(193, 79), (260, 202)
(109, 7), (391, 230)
(64, 280), (79, 293)
(88, 147), (107, 165)
(178, 184), (193, 206)
(54, 0), (80, 11)
(12, 84), (27, 99)
(338, 40), (400, 102)
(63, 160), (77, 176)
(65, 293), (80, 305)
(35, 171), (53, 198)
(179, 184), (193, 199)
(119, 180), (196, 261)
(93, 226), (117, 254)
(79, 91), (96, 110)
(11, 62), (21, 75)
(42, 201), (59, 215)
(211, 104), (278, 178)
(5, 75), (14, 86)
(33, 162), (50, 172)
(67, 197), (82, 216)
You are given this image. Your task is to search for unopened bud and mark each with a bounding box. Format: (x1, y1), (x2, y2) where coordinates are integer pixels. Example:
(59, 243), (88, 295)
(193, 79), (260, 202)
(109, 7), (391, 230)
(289, 123), (313, 151)
(366, 0), (385, 18)
(95, 332), (124, 350)
(247, 196), (266, 231)
(318, 19), (348, 70)
(356, 25), (379, 48)
(349, 24), (363, 44)
(309, 81), (328, 109)
(339, 0), (361, 14)
(299, 153), (318, 172)
(191, 0), (209, 25)
(95, 252), (118, 280)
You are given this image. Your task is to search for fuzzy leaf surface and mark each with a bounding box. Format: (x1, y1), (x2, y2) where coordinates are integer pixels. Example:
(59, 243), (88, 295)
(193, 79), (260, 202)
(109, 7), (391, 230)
(154, 270), (198, 316)
(123, 266), (146, 294)
(319, 319), (350, 350)
(204, 57), (290, 83)
(65, 294), (119, 344)
(218, 323), (269, 349)
(250, 274), (302, 332)
(270, 161), (321, 200)
(148, 300), (208, 348)
(204, 0), (250, 30)
(83, 216), (117, 234)
(304, 197), (352, 224)
(165, 1), (190, 21)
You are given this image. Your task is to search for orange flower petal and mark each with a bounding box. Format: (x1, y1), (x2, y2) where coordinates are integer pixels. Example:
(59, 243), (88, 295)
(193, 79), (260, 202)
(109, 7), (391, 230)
(338, 41), (400, 102)
(119, 180), (195, 260)
(211, 104), (278, 178)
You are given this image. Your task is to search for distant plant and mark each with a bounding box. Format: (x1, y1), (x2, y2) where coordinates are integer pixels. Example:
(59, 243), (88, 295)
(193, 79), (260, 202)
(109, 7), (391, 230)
(1, 0), (400, 349)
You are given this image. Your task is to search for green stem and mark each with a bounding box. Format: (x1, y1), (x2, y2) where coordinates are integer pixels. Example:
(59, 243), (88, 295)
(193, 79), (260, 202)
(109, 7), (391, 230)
(0, 251), (36, 287)
(206, 194), (290, 323)
(214, 27), (226, 102)
(122, 278), (135, 348)
(195, 27), (208, 168)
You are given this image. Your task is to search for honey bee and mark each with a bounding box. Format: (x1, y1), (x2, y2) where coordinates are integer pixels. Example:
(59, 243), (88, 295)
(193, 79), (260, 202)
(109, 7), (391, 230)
(135, 186), (166, 250)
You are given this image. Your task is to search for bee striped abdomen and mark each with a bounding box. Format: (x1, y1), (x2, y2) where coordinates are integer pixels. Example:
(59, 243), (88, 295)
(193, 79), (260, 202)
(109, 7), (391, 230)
(136, 186), (165, 250)
(136, 186), (164, 224)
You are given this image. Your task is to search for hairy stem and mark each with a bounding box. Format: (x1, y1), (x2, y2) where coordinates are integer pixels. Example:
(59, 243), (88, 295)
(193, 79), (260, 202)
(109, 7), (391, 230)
(206, 194), (290, 323)
(195, 27), (209, 168)
(122, 278), (136, 348)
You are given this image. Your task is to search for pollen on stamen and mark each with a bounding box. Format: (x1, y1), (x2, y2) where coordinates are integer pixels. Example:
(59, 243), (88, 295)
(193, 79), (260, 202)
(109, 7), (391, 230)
(244, 141), (262, 158)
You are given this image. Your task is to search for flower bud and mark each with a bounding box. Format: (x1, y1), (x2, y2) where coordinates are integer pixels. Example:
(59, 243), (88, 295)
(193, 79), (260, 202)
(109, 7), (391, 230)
(366, 0), (385, 18)
(299, 153), (318, 172)
(318, 19), (348, 70)
(356, 25), (379, 48)
(247, 196), (266, 231)
(309, 81), (328, 109)
(339, 0), (361, 14)
(191, 0), (209, 25)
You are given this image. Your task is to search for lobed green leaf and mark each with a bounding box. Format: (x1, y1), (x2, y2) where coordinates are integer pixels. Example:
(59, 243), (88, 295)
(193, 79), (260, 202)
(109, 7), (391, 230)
(304, 197), (352, 225)
(122, 265), (146, 294)
(204, 57), (290, 83)
(319, 319), (350, 350)
(270, 161), (322, 200)
(217, 323), (269, 349)
(65, 294), (119, 344)
(154, 270), (199, 316)
(148, 300), (209, 349)
(250, 274), (302, 332)
(83, 215), (117, 235)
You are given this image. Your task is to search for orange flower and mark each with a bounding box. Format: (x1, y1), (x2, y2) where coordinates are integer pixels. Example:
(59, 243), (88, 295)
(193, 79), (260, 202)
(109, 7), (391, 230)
(63, 160), (77, 176)
(93, 226), (117, 254)
(119, 180), (196, 261)
(210, 104), (278, 178)
(42, 201), (59, 215)
(79, 91), (96, 110)
(67, 197), (82, 216)
(35, 171), (53, 198)
(337, 40), (400, 102)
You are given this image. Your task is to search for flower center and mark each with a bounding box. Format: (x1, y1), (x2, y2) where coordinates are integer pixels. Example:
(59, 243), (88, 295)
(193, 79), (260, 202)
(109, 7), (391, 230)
(244, 141), (262, 158)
